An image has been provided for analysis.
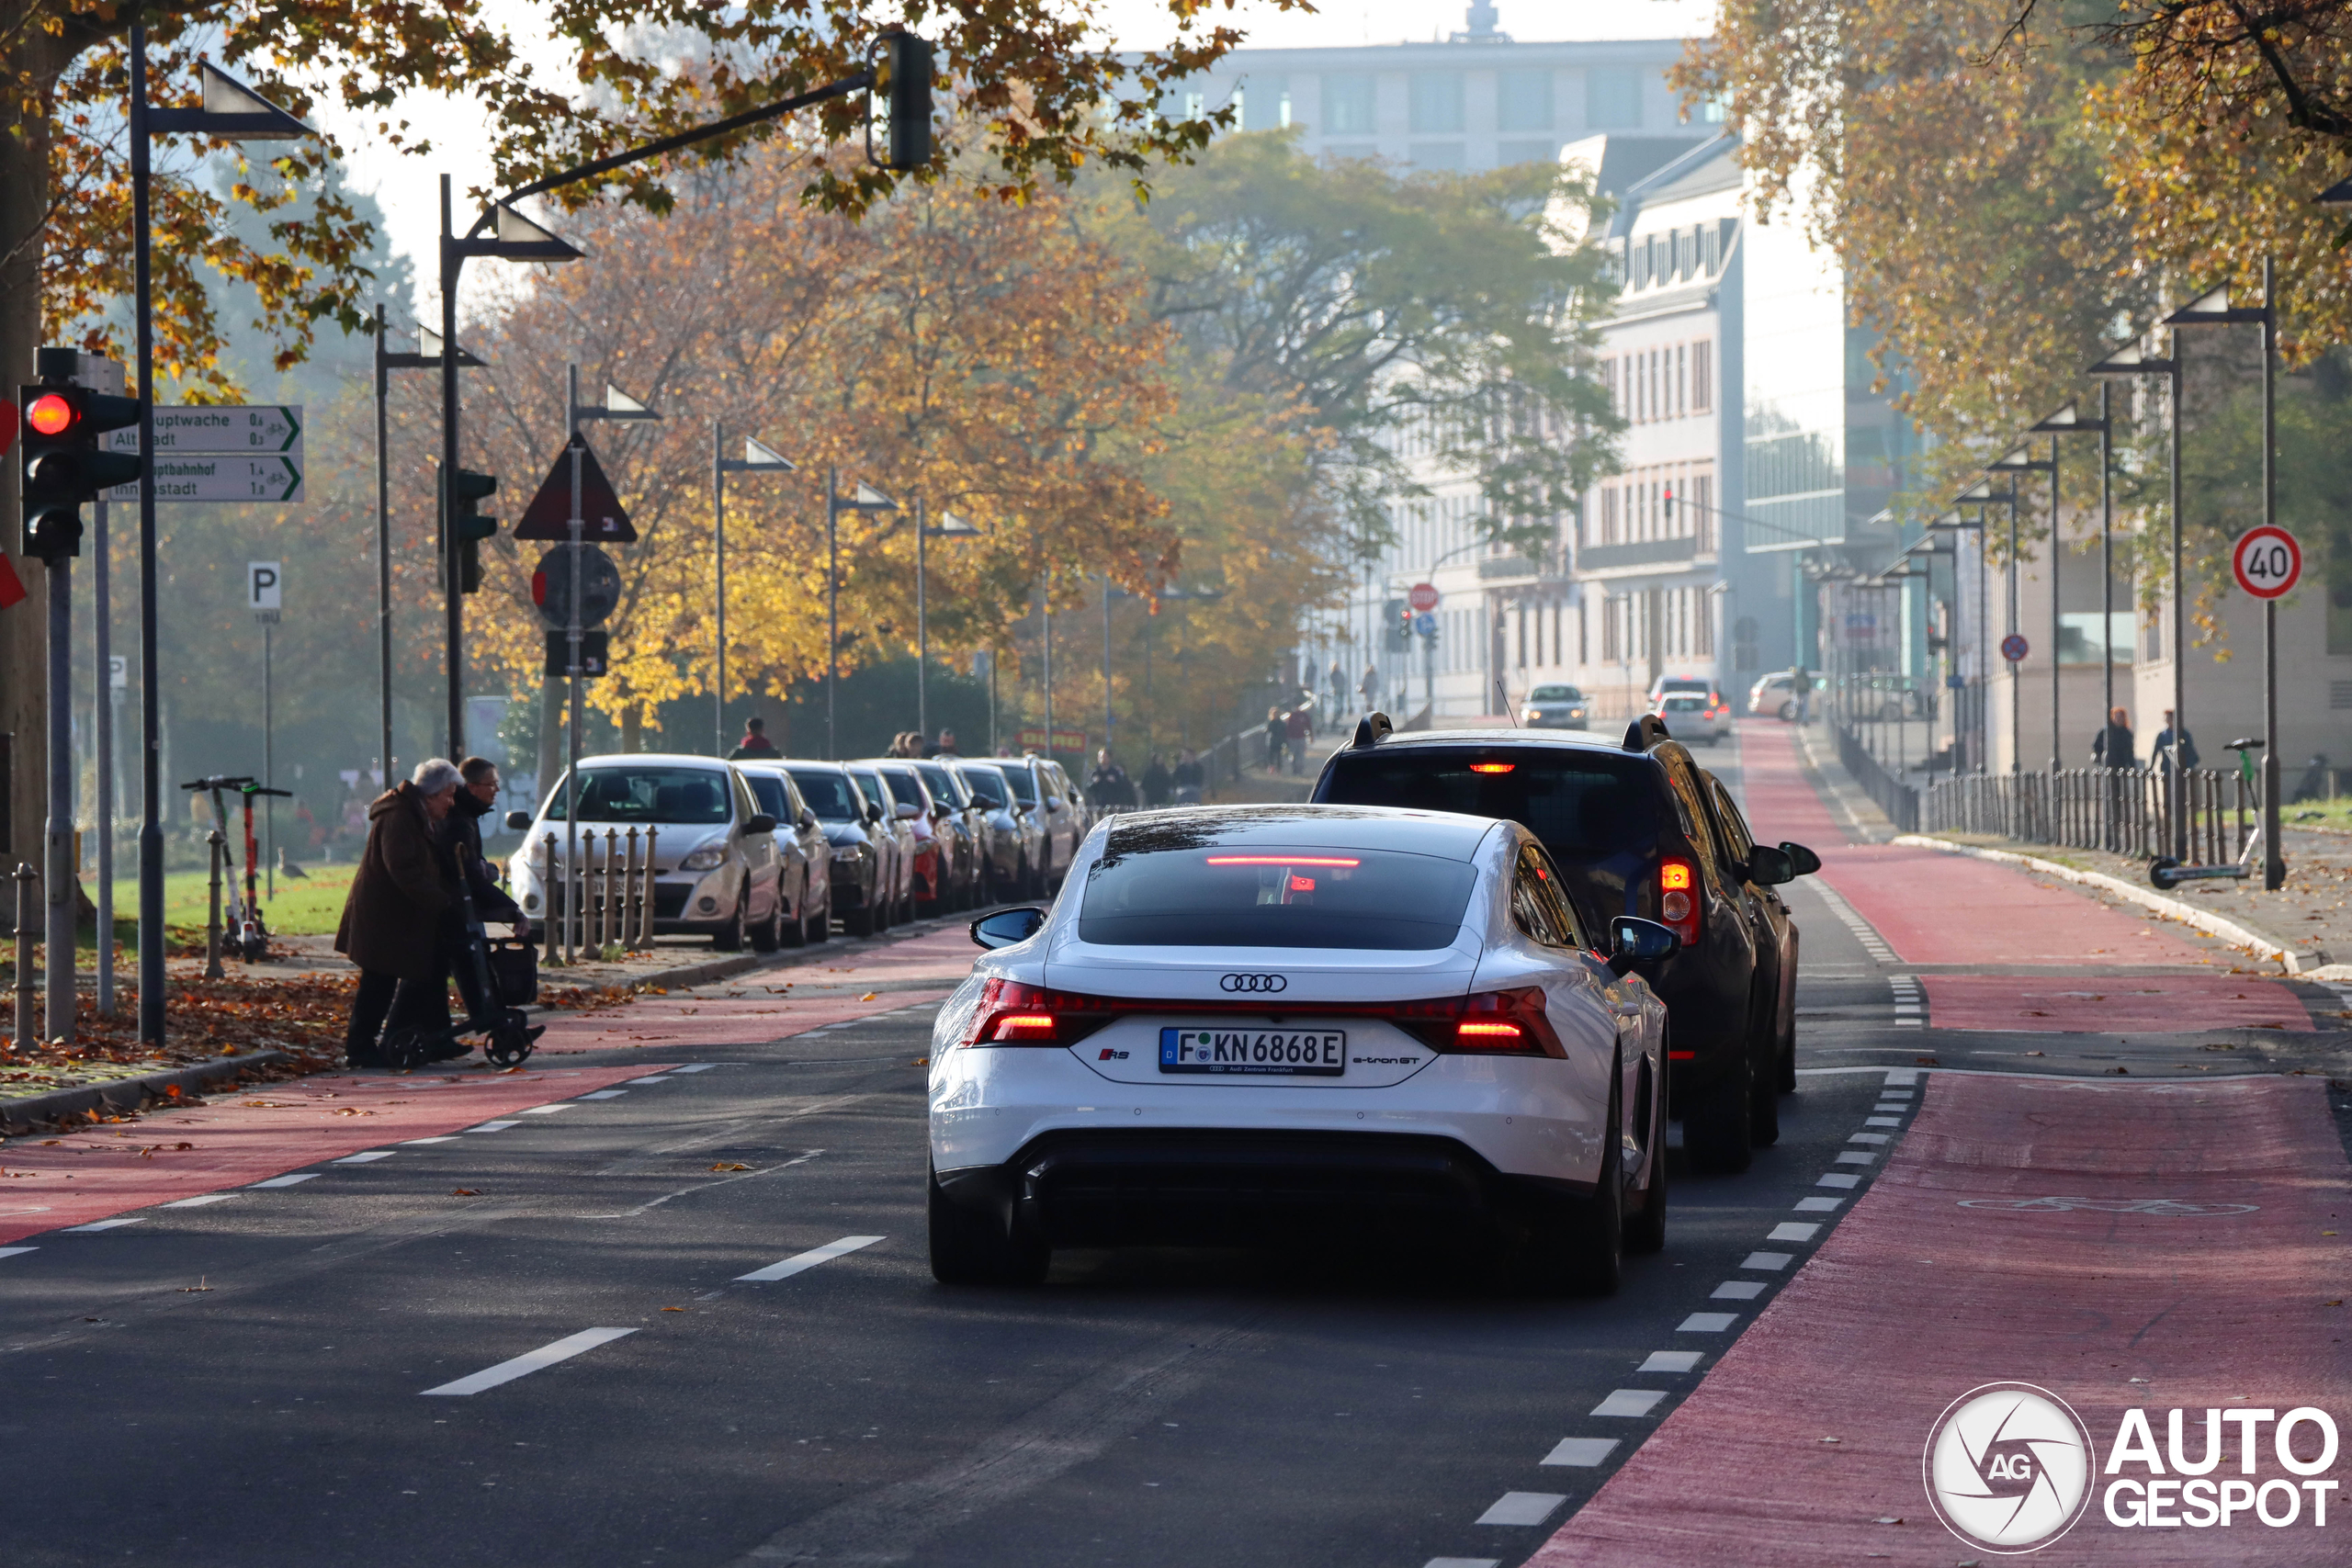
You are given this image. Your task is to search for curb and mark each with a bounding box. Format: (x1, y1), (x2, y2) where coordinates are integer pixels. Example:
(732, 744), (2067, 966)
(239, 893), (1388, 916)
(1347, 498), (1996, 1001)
(0, 1049), (291, 1134)
(1889, 833), (2327, 974)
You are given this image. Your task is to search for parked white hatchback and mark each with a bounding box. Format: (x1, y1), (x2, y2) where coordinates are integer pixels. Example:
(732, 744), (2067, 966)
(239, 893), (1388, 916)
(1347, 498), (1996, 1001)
(926, 805), (1678, 1291)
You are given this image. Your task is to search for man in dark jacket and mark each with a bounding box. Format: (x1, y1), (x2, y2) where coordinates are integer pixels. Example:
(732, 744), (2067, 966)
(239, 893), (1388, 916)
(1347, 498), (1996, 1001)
(2090, 707), (2136, 769)
(2151, 710), (2199, 773)
(1139, 752), (1170, 807)
(1087, 750), (1136, 808)
(336, 761), (464, 1067)
(451, 758), (526, 927)
(729, 716), (780, 760)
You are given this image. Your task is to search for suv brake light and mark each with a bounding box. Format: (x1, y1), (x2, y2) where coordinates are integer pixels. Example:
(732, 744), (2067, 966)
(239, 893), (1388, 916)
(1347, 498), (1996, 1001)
(1658, 856), (1699, 944)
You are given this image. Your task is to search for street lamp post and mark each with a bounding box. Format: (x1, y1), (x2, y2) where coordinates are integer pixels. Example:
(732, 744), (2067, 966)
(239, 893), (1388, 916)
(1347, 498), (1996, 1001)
(2165, 274), (2284, 888)
(1928, 512), (1988, 778)
(1954, 479), (2022, 773)
(2088, 331), (2186, 860)
(129, 49), (312, 1043)
(823, 472), (898, 758)
(1987, 442), (2060, 772)
(916, 507), (978, 742)
(375, 313), (482, 778)
(711, 430), (795, 755)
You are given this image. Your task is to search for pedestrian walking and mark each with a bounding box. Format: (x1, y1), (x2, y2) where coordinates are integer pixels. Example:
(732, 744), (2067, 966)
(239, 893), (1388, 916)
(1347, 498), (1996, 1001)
(1790, 667), (1815, 723)
(2090, 707), (2136, 769)
(2151, 710), (2199, 773)
(927, 728), (961, 759)
(1264, 706), (1285, 771)
(334, 760), (466, 1068)
(1087, 749), (1136, 809)
(1171, 748), (1204, 805)
(729, 716), (780, 759)
(1328, 660), (1347, 716)
(1140, 752), (1170, 807)
(1358, 662), (1383, 715)
(1284, 705), (1310, 775)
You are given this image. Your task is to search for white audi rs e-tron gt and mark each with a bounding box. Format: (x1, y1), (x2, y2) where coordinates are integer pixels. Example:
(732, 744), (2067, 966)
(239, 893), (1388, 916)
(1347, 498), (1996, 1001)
(926, 805), (1678, 1291)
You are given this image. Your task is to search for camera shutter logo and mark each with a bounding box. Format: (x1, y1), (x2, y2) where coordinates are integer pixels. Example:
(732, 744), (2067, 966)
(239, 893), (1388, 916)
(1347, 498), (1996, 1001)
(1923, 1382), (2096, 1553)
(1219, 973), (1287, 994)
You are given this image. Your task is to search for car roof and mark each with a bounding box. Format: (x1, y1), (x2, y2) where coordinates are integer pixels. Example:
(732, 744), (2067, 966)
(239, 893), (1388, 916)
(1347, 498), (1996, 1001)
(574, 752), (731, 771)
(1341, 727), (1642, 759)
(1100, 804), (1498, 862)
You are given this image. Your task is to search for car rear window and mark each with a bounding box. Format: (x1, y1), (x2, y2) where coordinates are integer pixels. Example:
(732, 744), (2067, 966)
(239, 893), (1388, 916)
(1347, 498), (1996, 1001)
(1080, 840), (1478, 950)
(1315, 750), (1665, 859)
(788, 769), (863, 822)
(1662, 694), (1707, 712)
(546, 767), (731, 824)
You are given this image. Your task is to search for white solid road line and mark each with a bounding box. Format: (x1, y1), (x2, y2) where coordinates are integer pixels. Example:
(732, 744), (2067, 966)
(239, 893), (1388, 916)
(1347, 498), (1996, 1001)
(334, 1151), (395, 1165)
(1638, 1350), (1703, 1372)
(249, 1173), (318, 1188)
(0, 1247), (38, 1259)
(1590, 1389), (1667, 1417)
(160, 1193), (236, 1208)
(419, 1326), (639, 1396)
(1543, 1437), (1623, 1467)
(735, 1235), (886, 1282)
(1767, 1221), (1820, 1242)
(1476, 1492), (1566, 1527)
(1677, 1313), (1736, 1333)
(63, 1218), (142, 1232)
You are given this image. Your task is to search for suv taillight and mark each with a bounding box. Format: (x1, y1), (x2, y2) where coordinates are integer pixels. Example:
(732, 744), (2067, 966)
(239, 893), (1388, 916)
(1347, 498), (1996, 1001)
(1658, 856), (1699, 944)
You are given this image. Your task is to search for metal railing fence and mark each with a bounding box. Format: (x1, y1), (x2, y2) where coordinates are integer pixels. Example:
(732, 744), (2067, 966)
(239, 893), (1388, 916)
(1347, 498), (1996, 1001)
(1921, 766), (2252, 861)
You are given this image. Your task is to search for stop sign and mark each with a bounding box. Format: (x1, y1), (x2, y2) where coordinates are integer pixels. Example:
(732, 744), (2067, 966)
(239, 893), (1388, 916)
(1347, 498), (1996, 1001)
(1408, 581), (1440, 613)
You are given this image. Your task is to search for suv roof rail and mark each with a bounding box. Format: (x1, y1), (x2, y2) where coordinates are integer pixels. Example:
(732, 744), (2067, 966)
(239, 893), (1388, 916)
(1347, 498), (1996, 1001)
(1623, 714), (1672, 751)
(1351, 711), (1393, 749)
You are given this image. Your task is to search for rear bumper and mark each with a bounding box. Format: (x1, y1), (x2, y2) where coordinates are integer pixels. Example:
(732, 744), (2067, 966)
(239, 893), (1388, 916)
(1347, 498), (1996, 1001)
(934, 1128), (1593, 1248)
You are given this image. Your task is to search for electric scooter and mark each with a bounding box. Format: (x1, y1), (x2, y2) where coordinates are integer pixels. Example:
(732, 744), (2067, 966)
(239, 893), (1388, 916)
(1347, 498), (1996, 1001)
(181, 774), (289, 961)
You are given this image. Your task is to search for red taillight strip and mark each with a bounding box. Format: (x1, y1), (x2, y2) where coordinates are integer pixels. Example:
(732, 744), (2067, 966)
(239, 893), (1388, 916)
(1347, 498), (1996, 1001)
(1203, 855), (1362, 867)
(958, 979), (1566, 1057)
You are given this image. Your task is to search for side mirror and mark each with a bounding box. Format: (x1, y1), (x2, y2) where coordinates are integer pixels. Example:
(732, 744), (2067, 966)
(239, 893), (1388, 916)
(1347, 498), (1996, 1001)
(895, 801), (920, 819)
(970, 907), (1046, 950)
(798, 808), (818, 832)
(1606, 915), (1681, 977)
(1745, 844), (1795, 886)
(744, 812), (778, 835)
(504, 810), (533, 831)
(1780, 841), (1822, 877)
(865, 802), (884, 824)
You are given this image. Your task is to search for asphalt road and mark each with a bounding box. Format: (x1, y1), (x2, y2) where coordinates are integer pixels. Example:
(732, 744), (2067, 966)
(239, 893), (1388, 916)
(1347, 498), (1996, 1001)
(0, 874), (1926, 1568)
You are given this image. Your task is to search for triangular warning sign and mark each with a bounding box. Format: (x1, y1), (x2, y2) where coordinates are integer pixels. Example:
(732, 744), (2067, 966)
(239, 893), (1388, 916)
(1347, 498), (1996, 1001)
(514, 434), (636, 542)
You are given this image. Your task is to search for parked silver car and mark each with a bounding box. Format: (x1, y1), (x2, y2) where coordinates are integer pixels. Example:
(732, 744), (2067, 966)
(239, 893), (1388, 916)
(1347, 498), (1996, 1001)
(910, 757), (988, 909)
(955, 760), (1042, 900)
(506, 754), (784, 949)
(998, 754), (1081, 892)
(847, 763), (918, 926)
(782, 761), (891, 938)
(732, 762), (833, 946)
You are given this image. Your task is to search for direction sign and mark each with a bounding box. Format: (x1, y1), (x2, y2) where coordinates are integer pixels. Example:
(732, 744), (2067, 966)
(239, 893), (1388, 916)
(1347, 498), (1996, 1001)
(107, 454), (303, 504)
(1413, 611), (1439, 639)
(1408, 581), (1441, 613)
(532, 545), (621, 629)
(2233, 525), (2301, 600)
(514, 434), (635, 542)
(150, 405), (301, 454)
(248, 560), (282, 623)
(2000, 632), (2030, 663)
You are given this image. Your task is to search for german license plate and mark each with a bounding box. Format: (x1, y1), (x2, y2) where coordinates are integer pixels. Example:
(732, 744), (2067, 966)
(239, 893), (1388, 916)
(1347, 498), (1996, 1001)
(1159, 1027), (1346, 1077)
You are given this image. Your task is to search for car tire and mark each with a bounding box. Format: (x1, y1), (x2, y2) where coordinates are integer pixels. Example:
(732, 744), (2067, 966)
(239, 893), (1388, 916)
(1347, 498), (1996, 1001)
(842, 889), (875, 939)
(749, 886), (783, 953)
(1777, 699), (1796, 721)
(808, 896), (831, 943)
(1623, 1057), (1668, 1256)
(711, 881), (747, 951)
(1526, 1083), (1623, 1296)
(1749, 1044), (1781, 1146)
(1685, 1057), (1755, 1174)
(779, 874), (809, 948)
(928, 1168), (1049, 1286)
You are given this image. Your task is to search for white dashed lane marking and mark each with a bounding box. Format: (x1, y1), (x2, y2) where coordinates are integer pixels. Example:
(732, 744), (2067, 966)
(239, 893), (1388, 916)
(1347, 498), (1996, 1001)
(519, 1104), (576, 1115)
(733, 1234), (886, 1283)
(1541, 1438), (1622, 1468)
(1590, 1389), (1668, 1417)
(160, 1193), (235, 1208)
(1476, 1493), (1566, 1527)
(1741, 1251), (1792, 1271)
(1794, 1195), (1843, 1212)
(62, 1218), (141, 1232)
(469, 1122), (520, 1133)
(1710, 1280), (1765, 1301)
(420, 1326), (639, 1396)
(333, 1151), (395, 1165)
(1677, 1313), (1736, 1333)
(579, 1089), (628, 1100)
(249, 1173), (316, 1189)
(1768, 1221), (1820, 1242)
(0, 1247), (38, 1259)
(1638, 1350), (1703, 1373)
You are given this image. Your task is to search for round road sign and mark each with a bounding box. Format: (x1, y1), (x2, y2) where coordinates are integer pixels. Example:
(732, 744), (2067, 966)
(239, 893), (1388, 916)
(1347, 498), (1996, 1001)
(2000, 633), (2030, 663)
(533, 544), (621, 629)
(2232, 525), (2301, 600)
(1408, 581), (1441, 613)
(1412, 611), (1439, 639)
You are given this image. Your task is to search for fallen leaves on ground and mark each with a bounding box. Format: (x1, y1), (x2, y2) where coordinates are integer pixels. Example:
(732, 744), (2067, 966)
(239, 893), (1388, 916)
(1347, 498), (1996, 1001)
(451, 1189), (481, 1197)
(710, 1162), (752, 1172)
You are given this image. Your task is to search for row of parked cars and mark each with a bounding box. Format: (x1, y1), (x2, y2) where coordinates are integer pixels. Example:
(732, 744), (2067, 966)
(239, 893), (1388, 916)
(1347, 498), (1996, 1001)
(503, 751), (1100, 950)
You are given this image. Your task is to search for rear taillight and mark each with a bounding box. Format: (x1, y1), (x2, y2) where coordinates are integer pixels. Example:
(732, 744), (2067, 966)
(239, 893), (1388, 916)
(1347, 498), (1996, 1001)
(962, 978), (1117, 1047)
(956, 983), (1567, 1059)
(1658, 857), (1699, 944)
(1393, 987), (1566, 1057)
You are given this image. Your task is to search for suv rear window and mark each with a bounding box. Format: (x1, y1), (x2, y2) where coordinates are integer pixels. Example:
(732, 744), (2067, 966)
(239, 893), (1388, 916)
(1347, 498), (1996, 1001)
(1080, 840), (1478, 950)
(1315, 750), (1664, 859)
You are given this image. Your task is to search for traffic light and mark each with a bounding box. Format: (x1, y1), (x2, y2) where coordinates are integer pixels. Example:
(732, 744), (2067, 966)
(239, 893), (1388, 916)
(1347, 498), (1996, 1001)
(1385, 598), (1409, 652)
(871, 30), (934, 171)
(446, 467), (497, 594)
(17, 378), (140, 561)
(1663, 484), (1675, 524)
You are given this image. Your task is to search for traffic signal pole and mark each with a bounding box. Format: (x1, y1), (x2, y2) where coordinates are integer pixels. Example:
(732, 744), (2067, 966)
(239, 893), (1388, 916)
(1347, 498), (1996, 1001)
(130, 26), (165, 1044)
(439, 175), (464, 757)
(43, 543), (73, 1043)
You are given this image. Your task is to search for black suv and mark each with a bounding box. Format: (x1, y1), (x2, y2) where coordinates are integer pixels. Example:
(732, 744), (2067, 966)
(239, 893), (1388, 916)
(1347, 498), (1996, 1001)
(1311, 715), (1818, 1172)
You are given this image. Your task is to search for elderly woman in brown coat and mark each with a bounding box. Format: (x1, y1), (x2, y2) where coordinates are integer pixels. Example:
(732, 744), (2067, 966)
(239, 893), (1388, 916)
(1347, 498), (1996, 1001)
(336, 760), (465, 1066)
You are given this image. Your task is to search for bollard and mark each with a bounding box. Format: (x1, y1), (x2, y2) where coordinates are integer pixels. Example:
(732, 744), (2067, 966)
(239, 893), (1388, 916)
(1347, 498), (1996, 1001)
(542, 833), (560, 967)
(598, 828), (616, 953)
(623, 828), (641, 951)
(12, 863), (39, 1049)
(640, 826), (659, 947)
(204, 829), (227, 981)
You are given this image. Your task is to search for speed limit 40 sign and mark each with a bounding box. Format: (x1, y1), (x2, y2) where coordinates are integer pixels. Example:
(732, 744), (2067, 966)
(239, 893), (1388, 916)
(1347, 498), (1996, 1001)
(2233, 525), (2301, 599)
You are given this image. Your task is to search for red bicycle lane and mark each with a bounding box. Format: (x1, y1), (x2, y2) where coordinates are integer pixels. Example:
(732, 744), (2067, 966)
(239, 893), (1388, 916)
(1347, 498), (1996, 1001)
(0, 927), (971, 1244)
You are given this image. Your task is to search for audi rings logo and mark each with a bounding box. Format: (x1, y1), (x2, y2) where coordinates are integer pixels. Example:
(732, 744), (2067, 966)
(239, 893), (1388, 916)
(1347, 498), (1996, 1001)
(1219, 973), (1288, 994)
(1924, 1382), (2097, 1553)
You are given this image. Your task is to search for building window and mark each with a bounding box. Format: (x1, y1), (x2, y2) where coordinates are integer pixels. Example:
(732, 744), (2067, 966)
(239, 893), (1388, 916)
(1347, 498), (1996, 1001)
(1498, 69), (1554, 131)
(1409, 142), (1466, 171)
(1692, 340), (1713, 413)
(1703, 224), (1723, 276)
(1410, 72), (1464, 133)
(1698, 589), (1715, 656)
(1677, 344), (1688, 417)
(1322, 73), (1377, 134)
(1578, 599), (1589, 665)
(1695, 473), (1713, 553)
(1587, 70), (1643, 129)
(1601, 486), (1620, 545)
(1241, 76), (1290, 132)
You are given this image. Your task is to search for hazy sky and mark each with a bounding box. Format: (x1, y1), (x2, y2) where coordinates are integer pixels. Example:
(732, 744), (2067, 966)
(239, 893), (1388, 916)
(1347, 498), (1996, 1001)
(326, 0), (1712, 331)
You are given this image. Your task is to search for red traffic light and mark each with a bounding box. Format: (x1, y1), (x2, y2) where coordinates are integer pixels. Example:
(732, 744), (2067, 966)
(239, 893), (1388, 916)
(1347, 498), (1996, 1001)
(27, 392), (75, 436)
